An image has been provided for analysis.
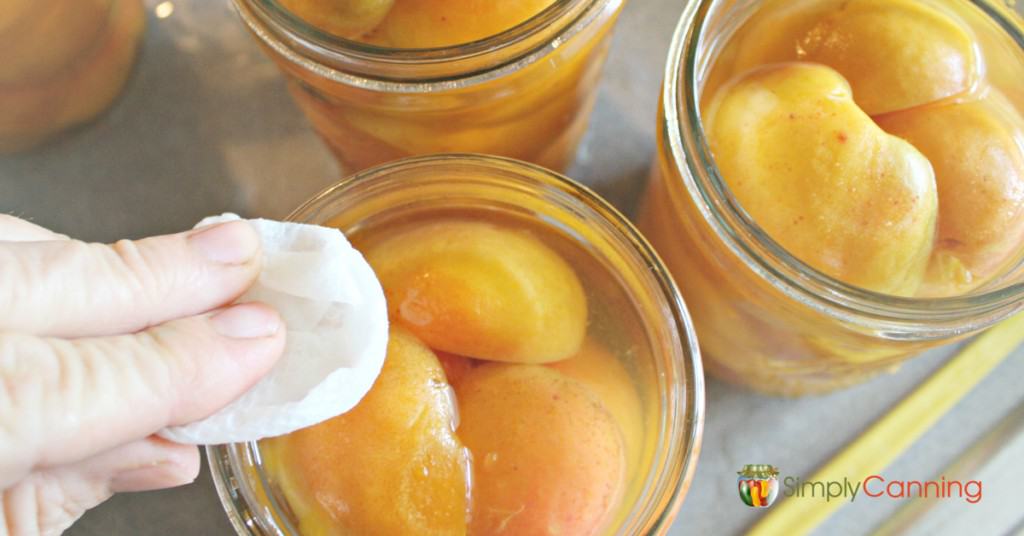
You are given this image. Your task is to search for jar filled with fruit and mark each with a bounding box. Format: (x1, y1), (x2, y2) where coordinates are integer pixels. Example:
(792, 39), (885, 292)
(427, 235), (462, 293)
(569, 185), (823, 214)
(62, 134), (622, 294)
(208, 154), (704, 535)
(230, 0), (625, 173)
(641, 0), (1024, 395)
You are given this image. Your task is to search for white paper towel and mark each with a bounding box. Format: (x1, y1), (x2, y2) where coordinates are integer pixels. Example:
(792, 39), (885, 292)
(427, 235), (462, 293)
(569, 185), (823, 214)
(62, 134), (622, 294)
(159, 214), (389, 445)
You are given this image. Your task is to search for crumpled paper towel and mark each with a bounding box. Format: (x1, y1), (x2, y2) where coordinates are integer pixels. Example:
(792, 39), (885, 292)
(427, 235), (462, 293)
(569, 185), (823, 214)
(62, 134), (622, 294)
(159, 214), (388, 445)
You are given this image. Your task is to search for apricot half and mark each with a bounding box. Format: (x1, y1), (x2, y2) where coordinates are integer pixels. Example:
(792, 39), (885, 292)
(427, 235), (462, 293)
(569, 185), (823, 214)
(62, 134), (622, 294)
(364, 220), (587, 364)
(279, 0), (395, 39)
(877, 91), (1024, 296)
(436, 351), (478, 387)
(0, 0), (33, 35)
(731, 0), (982, 115)
(705, 63), (938, 295)
(549, 340), (643, 476)
(456, 364), (626, 535)
(0, 0), (143, 153)
(269, 327), (470, 534)
(0, 0), (114, 85)
(370, 0), (555, 48)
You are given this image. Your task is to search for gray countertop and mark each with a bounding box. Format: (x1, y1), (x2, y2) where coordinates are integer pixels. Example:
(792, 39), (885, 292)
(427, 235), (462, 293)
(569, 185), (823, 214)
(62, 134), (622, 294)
(2, 1), (1022, 534)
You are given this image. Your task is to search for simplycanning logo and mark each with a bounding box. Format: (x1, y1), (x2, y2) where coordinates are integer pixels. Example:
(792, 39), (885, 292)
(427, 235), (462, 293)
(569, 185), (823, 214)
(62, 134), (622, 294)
(738, 465), (780, 508)
(737, 465), (983, 508)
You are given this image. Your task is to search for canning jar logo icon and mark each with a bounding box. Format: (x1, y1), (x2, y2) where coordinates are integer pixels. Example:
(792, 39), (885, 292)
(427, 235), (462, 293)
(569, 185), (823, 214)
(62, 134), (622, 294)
(738, 464), (780, 508)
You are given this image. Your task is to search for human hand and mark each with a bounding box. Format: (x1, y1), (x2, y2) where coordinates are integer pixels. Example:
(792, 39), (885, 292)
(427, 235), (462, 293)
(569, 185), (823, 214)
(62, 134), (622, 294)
(0, 215), (286, 535)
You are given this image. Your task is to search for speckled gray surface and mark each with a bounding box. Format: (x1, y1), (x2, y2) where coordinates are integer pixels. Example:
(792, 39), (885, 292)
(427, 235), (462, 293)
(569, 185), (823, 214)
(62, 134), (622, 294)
(2, 1), (1022, 534)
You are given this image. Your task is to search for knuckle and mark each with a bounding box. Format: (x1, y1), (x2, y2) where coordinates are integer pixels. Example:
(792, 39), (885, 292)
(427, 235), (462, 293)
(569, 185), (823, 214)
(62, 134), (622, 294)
(108, 239), (158, 298)
(142, 325), (203, 422)
(0, 247), (39, 323)
(36, 473), (106, 536)
(131, 330), (179, 394)
(0, 336), (75, 477)
(3, 471), (104, 536)
(0, 337), (45, 471)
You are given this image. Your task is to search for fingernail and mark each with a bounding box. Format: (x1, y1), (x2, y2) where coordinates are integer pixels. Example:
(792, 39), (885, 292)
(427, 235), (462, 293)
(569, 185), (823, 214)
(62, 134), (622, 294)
(188, 221), (259, 265)
(211, 303), (281, 339)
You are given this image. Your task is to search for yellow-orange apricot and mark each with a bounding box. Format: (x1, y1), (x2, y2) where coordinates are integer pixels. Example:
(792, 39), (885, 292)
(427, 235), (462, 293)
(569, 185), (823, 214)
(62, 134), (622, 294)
(0, 0), (34, 35)
(456, 364), (626, 535)
(705, 63), (938, 295)
(0, 0), (114, 85)
(877, 91), (1024, 296)
(548, 339), (643, 475)
(268, 327), (470, 534)
(0, 0), (143, 153)
(437, 351), (478, 387)
(364, 220), (587, 363)
(370, 0), (555, 48)
(729, 0), (982, 115)
(279, 0), (395, 39)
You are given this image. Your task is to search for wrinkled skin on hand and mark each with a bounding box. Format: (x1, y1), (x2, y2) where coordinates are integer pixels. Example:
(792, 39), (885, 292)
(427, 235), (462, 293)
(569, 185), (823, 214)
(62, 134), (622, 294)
(705, 63), (939, 295)
(0, 216), (285, 535)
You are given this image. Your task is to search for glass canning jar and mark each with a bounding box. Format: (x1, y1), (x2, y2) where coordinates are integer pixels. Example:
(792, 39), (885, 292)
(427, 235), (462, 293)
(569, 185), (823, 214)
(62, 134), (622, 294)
(639, 0), (1024, 395)
(230, 0), (625, 173)
(208, 154), (705, 534)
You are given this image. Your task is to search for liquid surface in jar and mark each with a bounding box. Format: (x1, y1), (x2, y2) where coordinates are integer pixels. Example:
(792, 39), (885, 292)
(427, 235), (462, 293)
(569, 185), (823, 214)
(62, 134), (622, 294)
(260, 210), (660, 535)
(702, 0), (1024, 298)
(278, 0), (556, 47)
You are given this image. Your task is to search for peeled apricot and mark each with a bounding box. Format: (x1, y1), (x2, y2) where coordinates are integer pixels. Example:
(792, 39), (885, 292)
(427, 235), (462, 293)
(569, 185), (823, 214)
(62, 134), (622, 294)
(548, 340), (643, 475)
(0, 0), (143, 153)
(0, 0), (114, 85)
(730, 0), (982, 115)
(279, 0), (395, 39)
(456, 364), (626, 535)
(267, 327), (470, 534)
(877, 91), (1024, 296)
(370, 0), (555, 48)
(705, 63), (938, 295)
(437, 351), (477, 387)
(0, 0), (33, 34)
(364, 220), (587, 364)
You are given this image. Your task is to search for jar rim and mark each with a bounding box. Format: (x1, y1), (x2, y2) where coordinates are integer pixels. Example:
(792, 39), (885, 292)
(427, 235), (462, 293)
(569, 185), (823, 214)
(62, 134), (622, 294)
(232, 0), (620, 89)
(208, 153), (706, 535)
(663, 0), (1024, 334)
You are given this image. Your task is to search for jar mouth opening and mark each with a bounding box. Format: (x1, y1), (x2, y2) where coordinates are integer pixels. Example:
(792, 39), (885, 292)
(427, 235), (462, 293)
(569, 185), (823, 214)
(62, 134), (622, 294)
(234, 0), (616, 87)
(664, 0), (1024, 330)
(252, 0), (581, 57)
(212, 154), (705, 535)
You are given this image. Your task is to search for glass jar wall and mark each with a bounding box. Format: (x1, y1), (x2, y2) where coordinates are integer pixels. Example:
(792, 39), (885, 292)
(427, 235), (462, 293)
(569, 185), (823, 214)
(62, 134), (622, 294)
(640, 0), (1024, 395)
(209, 154), (704, 534)
(231, 0), (625, 173)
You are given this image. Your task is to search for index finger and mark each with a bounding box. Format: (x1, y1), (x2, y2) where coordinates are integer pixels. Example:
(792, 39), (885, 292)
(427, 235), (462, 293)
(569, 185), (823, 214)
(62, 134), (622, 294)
(0, 303), (285, 488)
(0, 214), (68, 242)
(0, 220), (262, 338)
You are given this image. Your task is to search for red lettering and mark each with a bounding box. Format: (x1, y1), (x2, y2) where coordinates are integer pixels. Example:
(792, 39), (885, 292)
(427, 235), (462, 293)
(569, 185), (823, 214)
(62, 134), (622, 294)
(863, 475), (884, 497)
(887, 479), (905, 498)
